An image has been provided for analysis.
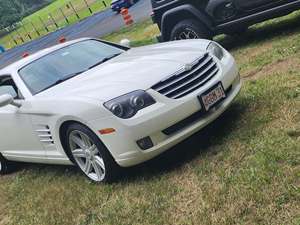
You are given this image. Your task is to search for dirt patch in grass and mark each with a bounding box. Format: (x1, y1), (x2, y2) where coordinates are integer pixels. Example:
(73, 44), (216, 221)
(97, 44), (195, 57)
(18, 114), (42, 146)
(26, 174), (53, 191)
(243, 57), (300, 80)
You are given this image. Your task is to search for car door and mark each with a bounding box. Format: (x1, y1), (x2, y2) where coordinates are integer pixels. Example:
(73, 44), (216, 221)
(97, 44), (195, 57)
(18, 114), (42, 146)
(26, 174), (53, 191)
(234, 0), (287, 11)
(0, 74), (46, 162)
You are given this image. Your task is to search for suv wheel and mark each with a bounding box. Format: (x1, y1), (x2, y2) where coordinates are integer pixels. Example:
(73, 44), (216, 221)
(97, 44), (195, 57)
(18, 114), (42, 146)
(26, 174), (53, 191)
(170, 19), (212, 41)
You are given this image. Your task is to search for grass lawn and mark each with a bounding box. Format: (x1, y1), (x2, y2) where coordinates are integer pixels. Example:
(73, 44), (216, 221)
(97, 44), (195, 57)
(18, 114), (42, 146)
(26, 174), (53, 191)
(1, 13), (300, 225)
(22, 0), (110, 24)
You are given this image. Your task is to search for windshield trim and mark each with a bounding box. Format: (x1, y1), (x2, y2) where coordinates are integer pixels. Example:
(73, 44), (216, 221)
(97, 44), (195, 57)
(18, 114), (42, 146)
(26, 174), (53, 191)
(18, 39), (127, 95)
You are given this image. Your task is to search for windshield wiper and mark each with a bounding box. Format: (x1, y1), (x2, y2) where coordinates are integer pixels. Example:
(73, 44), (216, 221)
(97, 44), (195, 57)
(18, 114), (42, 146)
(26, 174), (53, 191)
(88, 53), (121, 69)
(38, 53), (121, 93)
(38, 70), (86, 93)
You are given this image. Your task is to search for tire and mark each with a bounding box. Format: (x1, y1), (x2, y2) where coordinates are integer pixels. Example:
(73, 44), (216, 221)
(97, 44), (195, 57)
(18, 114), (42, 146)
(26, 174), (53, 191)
(64, 123), (120, 183)
(0, 154), (11, 175)
(170, 19), (212, 41)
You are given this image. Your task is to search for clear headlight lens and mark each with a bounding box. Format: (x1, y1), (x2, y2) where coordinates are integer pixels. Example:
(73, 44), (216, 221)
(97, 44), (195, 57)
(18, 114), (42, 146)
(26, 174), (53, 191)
(104, 90), (156, 119)
(207, 42), (224, 60)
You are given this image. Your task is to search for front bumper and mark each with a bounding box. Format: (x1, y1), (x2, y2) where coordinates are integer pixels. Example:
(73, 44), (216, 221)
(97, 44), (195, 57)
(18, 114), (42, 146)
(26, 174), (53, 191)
(88, 53), (241, 167)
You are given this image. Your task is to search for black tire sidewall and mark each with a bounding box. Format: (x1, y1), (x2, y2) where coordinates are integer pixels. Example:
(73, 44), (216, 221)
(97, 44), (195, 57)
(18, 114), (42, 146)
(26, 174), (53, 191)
(65, 123), (119, 183)
(170, 19), (212, 41)
(0, 154), (9, 175)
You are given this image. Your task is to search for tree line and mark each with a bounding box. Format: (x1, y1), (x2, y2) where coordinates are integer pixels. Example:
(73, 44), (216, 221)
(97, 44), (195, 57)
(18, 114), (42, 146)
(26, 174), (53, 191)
(0, 0), (52, 29)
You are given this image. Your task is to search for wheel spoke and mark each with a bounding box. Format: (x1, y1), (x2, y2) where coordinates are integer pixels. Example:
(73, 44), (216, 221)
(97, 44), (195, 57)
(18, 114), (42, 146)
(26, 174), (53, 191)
(184, 31), (189, 39)
(191, 32), (198, 39)
(84, 159), (92, 174)
(88, 145), (97, 155)
(72, 149), (86, 158)
(179, 32), (186, 40)
(94, 156), (105, 172)
(70, 135), (85, 149)
(79, 133), (91, 147)
(91, 161), (102, 180)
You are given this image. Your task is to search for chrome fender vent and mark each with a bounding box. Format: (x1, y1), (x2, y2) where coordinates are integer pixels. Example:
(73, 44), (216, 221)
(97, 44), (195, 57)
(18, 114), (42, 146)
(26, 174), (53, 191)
(36, 125), (54, 145)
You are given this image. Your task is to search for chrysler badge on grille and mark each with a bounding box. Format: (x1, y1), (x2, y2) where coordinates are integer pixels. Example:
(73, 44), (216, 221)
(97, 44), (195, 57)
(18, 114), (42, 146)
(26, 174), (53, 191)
(184, 63), (193, 72)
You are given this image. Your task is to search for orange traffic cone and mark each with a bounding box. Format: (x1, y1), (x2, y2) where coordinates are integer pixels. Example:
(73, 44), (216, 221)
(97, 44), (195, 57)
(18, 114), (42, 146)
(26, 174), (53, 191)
(120, 8), (134, 26)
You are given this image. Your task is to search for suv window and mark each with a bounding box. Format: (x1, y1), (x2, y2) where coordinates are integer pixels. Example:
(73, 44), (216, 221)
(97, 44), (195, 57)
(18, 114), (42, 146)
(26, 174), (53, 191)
(0, 75), (22, 99)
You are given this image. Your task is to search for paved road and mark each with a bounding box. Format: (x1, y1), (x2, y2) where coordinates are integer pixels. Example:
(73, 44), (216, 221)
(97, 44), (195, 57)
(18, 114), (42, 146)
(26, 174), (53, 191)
(0, 0), (152, 70)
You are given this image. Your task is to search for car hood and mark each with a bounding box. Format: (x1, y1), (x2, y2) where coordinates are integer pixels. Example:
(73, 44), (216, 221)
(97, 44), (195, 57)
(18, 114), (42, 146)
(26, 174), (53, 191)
(37, 40), (211, 101)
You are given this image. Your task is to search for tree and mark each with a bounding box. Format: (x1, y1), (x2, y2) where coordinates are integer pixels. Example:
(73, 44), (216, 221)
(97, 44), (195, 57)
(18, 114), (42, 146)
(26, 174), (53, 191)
(0, 0), (51, 29)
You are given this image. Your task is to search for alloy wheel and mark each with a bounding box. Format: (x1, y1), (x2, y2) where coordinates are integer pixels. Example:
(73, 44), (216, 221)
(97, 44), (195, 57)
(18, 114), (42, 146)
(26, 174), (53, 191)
(175, 28), (200, 40)
(69, 130), (106, 182)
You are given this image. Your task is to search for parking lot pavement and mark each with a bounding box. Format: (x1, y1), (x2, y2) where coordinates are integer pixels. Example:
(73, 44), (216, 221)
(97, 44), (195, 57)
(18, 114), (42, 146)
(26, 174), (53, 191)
(0, 0), (152, 70)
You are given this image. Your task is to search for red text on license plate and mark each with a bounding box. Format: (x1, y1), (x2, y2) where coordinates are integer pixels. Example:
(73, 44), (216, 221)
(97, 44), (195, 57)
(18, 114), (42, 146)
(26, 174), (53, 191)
(201, 84), (226, 111)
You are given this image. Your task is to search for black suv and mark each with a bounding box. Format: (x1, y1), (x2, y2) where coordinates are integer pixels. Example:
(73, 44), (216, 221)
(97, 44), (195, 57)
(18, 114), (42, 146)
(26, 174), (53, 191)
(151, 0), (300, 41)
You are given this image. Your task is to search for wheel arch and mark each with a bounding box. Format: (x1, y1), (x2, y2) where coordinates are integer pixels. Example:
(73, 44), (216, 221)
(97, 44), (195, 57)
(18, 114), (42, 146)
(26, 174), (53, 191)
(58, 120), (116, 162)
(59, 120), (81, 162)
(161, 4), (214, 41)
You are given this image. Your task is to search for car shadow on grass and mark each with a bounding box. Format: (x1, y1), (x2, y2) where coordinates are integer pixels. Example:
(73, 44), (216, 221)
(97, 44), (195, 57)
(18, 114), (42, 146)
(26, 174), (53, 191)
(119, 101), (247, 182)
(218, 11), (300, 51)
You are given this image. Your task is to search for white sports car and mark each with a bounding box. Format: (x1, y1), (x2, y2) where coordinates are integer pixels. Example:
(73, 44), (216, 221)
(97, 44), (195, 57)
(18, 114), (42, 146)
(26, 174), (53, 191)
(0, 38), (241, 182)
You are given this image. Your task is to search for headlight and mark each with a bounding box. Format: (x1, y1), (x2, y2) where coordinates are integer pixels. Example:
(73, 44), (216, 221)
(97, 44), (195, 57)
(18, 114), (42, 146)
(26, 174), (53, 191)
(104, 90), (156, 119)
(207, 42), (224, 60)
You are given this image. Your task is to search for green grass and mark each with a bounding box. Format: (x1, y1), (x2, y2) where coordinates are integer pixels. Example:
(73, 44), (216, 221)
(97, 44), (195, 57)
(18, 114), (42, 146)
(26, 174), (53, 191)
(0, 0), (111, 49)
(22, 0), (110, 24)
(23, 0), (89, 23)
(1, 14), (300, 225)
(103, 19), (160, 46)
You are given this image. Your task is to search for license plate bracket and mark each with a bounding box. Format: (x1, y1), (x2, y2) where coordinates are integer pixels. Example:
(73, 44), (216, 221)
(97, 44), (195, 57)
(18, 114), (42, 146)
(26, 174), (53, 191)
(198, 82), (226, 111)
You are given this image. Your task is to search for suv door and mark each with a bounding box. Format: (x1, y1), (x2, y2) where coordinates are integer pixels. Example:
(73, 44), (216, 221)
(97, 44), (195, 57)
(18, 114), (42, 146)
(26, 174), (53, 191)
(235, 0), (284, 11)
(0, 75), (45, 161)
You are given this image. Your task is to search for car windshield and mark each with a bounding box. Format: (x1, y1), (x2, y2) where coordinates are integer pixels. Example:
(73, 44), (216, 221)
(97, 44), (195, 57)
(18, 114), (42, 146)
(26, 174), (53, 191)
(19, 40), (124, 95)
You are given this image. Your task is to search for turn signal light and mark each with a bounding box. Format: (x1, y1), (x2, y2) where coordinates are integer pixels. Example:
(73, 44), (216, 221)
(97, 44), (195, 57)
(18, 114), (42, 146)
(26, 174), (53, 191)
(99, 128), (116, 135)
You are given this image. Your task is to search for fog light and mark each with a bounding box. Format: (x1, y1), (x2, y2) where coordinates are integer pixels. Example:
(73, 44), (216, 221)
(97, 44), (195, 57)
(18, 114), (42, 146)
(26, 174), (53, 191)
(137, 137), (153, 150)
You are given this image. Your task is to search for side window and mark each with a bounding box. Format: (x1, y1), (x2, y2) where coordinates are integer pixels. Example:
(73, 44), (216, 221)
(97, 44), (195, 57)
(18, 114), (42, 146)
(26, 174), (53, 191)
(0, 75), (22, 99)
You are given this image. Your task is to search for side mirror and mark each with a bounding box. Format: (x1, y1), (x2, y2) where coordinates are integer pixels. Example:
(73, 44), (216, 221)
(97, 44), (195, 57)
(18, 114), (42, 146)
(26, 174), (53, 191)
(0, 94), (22, 108)
(119, 39), (131, 48)
(0, 94), (13, 107)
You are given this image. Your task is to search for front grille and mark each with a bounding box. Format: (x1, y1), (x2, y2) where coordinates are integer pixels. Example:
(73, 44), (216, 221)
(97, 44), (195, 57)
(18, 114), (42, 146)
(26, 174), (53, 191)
(151, 53), (219, 99)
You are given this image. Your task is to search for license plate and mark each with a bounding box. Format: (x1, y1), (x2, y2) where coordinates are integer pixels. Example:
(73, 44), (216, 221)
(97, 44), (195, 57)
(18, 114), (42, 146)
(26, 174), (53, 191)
(199, 83), (226, 111)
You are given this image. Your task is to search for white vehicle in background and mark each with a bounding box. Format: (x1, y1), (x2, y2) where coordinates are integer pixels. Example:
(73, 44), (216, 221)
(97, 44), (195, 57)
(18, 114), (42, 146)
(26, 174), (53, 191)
(0, 38), (241, 182)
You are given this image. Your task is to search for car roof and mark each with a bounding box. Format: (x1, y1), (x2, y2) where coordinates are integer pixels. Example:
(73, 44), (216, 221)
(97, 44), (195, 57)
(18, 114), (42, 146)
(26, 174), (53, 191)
(0, 37), (92, 75)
